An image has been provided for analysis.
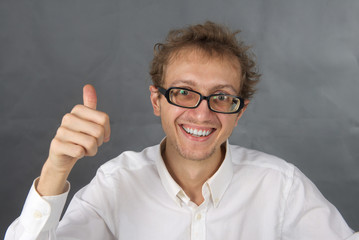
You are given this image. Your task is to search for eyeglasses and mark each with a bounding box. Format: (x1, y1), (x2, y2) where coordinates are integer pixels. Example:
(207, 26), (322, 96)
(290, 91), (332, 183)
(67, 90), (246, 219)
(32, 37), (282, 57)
(157, 87), (244, 114)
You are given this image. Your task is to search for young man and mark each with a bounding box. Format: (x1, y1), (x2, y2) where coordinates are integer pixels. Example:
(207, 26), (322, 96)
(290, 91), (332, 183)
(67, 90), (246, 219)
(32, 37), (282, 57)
(5, 22), (358, 239)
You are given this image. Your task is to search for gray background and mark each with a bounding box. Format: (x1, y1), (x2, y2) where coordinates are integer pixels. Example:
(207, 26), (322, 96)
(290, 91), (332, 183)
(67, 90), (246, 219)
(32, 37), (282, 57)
(1, 0), (358, 236)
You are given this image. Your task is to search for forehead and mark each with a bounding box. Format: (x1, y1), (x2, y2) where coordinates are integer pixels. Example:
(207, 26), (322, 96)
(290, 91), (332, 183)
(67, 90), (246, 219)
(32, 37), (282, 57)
(164, 48), (242, 92)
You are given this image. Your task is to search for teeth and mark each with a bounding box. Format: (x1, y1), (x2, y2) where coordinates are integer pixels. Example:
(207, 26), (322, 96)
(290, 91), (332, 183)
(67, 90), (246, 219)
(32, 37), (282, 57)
(182, 126), (212, 137)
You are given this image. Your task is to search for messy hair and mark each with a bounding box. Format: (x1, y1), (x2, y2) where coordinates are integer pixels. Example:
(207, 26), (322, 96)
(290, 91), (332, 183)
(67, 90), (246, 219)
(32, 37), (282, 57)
(149, 21), (260, 99)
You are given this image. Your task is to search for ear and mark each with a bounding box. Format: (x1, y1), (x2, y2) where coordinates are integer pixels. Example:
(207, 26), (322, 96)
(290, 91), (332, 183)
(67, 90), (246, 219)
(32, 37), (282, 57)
(234, 99), (250, 127)
(149, 85), (161, 116)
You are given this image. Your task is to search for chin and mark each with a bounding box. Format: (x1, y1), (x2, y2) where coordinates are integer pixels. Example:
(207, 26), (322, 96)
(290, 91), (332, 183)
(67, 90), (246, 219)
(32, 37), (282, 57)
(176, 145), (216, 161)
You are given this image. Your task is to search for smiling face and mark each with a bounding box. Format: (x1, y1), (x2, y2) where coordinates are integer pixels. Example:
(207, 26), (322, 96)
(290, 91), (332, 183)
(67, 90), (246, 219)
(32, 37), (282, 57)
(150, 49), (248, 163)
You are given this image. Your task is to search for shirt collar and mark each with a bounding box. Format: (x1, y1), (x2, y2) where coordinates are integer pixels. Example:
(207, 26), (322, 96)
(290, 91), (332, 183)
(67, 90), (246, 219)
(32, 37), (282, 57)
(206, 140), (233, 208)
(155, 138), (183, 206)
(155, 138), (233, 208)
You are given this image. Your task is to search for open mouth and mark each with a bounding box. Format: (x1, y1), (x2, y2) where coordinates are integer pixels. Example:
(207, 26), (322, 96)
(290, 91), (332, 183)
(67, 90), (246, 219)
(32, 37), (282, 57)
(181, 125), (215, 137)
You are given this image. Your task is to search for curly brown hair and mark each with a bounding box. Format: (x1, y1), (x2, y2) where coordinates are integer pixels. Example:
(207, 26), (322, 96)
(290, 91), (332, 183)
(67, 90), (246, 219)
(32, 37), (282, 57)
(149, 21), (260, 100)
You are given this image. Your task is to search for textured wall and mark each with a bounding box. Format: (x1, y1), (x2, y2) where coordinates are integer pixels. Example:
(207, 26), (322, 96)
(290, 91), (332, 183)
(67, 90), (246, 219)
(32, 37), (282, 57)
(1, 0), (358, 236)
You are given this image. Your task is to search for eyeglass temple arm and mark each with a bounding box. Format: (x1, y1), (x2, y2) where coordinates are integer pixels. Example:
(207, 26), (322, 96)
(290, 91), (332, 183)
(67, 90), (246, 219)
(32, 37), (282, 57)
(157, 87), (167, 95)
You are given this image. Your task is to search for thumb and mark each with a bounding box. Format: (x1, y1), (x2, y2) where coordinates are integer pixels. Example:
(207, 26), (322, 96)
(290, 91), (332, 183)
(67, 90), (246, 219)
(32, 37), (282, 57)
(83, 84), (97, 109)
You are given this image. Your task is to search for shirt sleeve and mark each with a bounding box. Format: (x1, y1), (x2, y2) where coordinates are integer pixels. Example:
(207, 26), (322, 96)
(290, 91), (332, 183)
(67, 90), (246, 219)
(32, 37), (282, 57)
(5, 178), (69, 240)
(5, 169), (117, 240)
(55, 167), (118, 240)
(282, 167), (358, 240)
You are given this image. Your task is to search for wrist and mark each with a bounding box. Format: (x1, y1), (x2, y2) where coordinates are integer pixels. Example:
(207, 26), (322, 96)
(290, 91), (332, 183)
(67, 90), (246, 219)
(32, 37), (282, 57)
(37, 160), (71, 196)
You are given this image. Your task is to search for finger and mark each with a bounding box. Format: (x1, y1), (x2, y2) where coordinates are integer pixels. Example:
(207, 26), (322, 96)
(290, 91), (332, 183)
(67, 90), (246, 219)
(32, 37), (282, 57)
(83, 84), (97, 110)
(61, 113), (105, 146)
(55, 127), (99, 156)
(50, 138), (86, 160)
(71, 105), (111, 142)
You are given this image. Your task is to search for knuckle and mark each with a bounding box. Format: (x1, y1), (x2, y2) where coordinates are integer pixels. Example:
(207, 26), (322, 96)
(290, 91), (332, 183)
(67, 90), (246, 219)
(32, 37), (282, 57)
(56, 126), (65, 137)
(100, 113), (110, 125)
(50, 138), (60, 149)
(84, 137), (98, 156)
(71, 104), (83, 113)
(88, 137), (98, 149)
(87, 140), (98, 156)
(61, 113), (73, 125)
(73, 146), (85, 159)
(93, 125), (104, 139)
(49, 138), (64, 156)
(88, 147), (98, 157)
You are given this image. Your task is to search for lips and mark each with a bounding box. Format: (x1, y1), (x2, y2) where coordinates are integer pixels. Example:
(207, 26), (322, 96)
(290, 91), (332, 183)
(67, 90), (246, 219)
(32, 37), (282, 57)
(181, 125), (215, 137)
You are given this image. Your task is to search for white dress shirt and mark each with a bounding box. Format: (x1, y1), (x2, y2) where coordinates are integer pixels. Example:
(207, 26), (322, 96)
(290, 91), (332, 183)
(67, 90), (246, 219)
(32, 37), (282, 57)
(5, 141), (359, 240)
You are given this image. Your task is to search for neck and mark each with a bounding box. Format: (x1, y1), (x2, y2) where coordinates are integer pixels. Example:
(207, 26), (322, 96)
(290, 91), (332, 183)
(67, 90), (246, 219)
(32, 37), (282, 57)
(161, 140), (225, 205)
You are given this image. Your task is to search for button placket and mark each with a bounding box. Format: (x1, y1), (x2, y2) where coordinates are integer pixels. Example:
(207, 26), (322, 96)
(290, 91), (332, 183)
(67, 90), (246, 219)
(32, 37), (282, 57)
(191, 208), (206, 240)
(189, 182), (212, 239)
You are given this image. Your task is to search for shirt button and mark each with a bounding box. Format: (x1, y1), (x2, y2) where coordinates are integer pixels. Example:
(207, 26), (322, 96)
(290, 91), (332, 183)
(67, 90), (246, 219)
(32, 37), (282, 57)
(33, 210), (43, 219)
(196, 213), (202, 220)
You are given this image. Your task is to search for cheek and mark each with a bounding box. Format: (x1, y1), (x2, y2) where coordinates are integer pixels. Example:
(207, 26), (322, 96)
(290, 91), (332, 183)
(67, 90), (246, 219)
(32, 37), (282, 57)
(219, 116), (239, 132)
(160, 104), (186, 126)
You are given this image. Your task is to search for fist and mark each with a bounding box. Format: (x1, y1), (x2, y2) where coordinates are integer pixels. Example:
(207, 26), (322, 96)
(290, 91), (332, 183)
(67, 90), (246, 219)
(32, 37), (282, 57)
(48, 84), (111, 173)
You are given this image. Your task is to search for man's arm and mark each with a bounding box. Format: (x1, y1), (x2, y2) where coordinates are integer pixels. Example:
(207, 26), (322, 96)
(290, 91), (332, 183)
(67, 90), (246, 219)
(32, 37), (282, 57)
(281, 167), (358, 239)
(38, 84), (110, 196)
(5, 84), (111, 239)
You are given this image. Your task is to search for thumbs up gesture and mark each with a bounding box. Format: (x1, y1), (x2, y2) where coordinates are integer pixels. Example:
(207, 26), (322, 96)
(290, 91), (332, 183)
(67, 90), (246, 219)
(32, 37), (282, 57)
(37, 85), (111, 196)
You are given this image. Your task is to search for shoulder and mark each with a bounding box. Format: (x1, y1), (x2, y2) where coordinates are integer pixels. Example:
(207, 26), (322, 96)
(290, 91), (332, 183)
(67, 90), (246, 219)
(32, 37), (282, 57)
(228, 144), (326, 196)
(97, 144), (160, 178)
(228, 144), (295, 179)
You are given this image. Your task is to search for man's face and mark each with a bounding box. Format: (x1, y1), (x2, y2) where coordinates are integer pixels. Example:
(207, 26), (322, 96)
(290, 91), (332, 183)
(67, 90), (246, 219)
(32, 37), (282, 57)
(150, 49), (248, 162)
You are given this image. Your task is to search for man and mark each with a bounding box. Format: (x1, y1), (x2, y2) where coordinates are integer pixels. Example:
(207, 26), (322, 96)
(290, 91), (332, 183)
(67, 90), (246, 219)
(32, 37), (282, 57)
(5, 22), (359, 239)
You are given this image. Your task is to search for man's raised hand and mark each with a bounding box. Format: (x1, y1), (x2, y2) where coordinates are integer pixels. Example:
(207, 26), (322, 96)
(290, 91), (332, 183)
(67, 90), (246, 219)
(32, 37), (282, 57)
(37, 84), (110, 196)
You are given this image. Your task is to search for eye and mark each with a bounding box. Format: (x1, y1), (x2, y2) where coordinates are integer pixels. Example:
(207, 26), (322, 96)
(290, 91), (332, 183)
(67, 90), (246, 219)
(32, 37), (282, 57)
(179, 89), (189, 96)
(214, 95), (228, 101)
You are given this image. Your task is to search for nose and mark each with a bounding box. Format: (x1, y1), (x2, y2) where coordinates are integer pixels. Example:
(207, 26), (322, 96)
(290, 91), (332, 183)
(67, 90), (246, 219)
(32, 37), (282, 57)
(189, 98), (213, 120)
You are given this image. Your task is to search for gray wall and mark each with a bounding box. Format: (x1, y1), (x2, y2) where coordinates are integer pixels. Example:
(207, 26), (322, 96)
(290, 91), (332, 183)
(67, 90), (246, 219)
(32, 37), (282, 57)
(1, 0), (358, 236)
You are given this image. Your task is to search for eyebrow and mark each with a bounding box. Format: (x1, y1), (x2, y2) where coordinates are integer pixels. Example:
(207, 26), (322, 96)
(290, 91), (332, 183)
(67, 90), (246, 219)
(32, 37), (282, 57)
(171, 79), (197, 87)
(171, 79), (239, 95)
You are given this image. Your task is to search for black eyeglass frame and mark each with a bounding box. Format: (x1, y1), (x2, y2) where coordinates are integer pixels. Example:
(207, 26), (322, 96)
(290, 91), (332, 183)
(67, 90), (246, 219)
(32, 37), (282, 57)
(157, 86), (245, 114)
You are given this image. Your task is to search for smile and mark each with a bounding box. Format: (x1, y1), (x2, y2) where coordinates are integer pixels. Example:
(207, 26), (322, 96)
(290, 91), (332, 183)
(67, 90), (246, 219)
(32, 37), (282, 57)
(181, 125), (213, 137)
